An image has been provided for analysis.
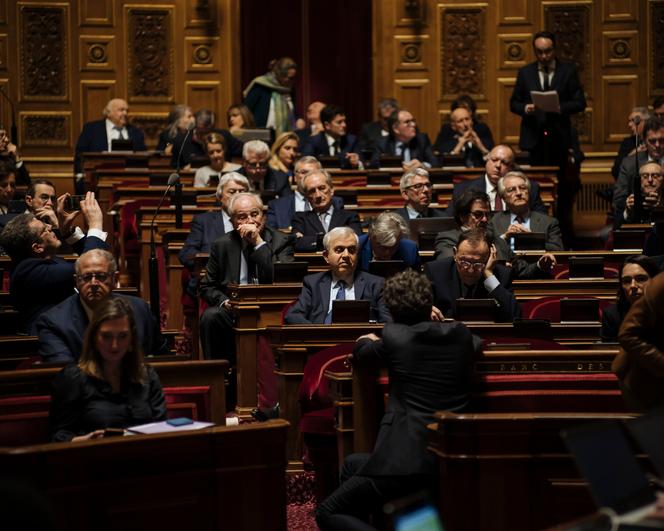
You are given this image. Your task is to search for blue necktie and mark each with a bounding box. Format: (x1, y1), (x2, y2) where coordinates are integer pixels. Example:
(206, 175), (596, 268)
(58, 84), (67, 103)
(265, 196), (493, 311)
(324, 280), (346, 324)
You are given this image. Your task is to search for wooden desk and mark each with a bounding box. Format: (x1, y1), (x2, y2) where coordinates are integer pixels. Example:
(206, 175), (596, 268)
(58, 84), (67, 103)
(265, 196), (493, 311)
(512, 278), (618, 300)
(0, 419), (289, 531)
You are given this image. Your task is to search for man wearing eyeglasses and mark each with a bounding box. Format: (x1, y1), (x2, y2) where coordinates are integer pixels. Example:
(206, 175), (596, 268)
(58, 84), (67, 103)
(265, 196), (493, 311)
(36, 249), (167, 363)
(611, 107), (650, 181)
(238, 139), (291, 198)
(424, 228), (520, 322)
(623, 162), (663, 224)
(393, 168), (445, 221)
(614, 117), (664, 228)
(199, 192), (294, 364)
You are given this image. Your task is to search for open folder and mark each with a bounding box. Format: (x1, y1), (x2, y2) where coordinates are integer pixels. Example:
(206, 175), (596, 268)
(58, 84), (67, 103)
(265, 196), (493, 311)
(530, 90), (560, 113)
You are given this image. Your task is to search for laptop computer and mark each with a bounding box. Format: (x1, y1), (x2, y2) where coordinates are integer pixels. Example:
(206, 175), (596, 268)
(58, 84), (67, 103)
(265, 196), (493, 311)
(626, 409), (664, 485)
(562, 420), (661, 527)
(331, 300), (370, 323)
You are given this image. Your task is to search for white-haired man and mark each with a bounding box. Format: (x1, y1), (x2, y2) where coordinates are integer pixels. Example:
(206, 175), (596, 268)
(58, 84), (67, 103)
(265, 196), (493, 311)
(239, 140), (291, 197)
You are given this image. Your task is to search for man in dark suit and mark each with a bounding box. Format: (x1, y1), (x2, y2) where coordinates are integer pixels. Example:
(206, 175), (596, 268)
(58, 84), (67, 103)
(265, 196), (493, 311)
(448, 144), (547, 217)
(436, 105), (493, 167)
(316, 270), (480, 530)
(37, 249), (167, 363)
(621, 162), (664, 225)
(285, 226), (391, 324)
(425, 228), (521, 322)
(358, 98), (398, 152)
(74, 98), (147, 185)
(178, 172), (250, 296)
(392, 168), (446, 221)
(510, 31), (586, 244)
(199, 193), (294, 362)
(237, 139), (291, 198)
(613, 117), (664, 228)
(294, 101), (326, 146)
(292, 169), (361, 251)
(170, 108), (243, 170)
(301, 104), (361, 169)
(489, 171), (564, 252)
(372, 109), (439, 169)
(0, 192), (109, 334)
(611, 107), (649, 180)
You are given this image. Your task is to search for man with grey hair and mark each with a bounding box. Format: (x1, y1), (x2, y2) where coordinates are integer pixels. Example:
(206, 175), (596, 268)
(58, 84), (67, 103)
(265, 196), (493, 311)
(285, 226), (391, 324)
(359, 98), (399, 152)
(74, 98), (146, 189)
(36, 249), (168, 363)
(179, 172), (251, 296)
(612, 106), (651, 180)
(199, 192), (294, 365)
(489, 171), (564, 251)
(239, 139), (291, 197)
(393, 168), (446, 221)
(357, 211), (420, 271)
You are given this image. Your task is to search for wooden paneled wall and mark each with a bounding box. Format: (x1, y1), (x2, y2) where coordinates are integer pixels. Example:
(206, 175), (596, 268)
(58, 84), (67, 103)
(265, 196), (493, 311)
(372, 0), (658, 155)
(0, 0), (240, 171)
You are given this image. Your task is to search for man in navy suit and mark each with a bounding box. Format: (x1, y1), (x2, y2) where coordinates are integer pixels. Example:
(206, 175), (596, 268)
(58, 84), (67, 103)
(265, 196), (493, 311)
(357, 211), (420, 272)
(392, 168), (446, 221)
(371, 109), (439, 169)
(37, 249), (168, 363)
(178, 172), (250, 296)
(237, 140), (291, 198)
(0, 192), (109, 333)
(301, 104), (361, 169)
(437, 105), (493, 167)
(424, 228), (521, 322)
(448, 144), (547, 217)
(292, 169), (361, 251)
(73, 98), (147, 186)
(285, 226), (391, 324)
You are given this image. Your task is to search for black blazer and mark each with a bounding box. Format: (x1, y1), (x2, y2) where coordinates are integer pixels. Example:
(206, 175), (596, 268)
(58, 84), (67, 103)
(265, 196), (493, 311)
(237, 166), (292, 198)
(353, 321), (481, 476)
(267, 194), (344, 230)
(285, 270), (391, 324)
(372, 133), (439, 167)
(601, 303), (626, 343)
(199, 227), (295, 307)
(358, 120), (388, 152)
(74, 120), (146, 174)
(424, 257), (521, 322)
(449, 175), (548, 216)
(434, 122), (495, 167)
(301, 132), (359, 168)
(291, 208), (362, 251)
(178, 211), (228, 270)
(509, 60), (586, 154)
(392, 205), (446, 221)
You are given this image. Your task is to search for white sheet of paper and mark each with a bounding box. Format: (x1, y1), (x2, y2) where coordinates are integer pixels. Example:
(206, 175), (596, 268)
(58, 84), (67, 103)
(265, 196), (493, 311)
(127, 420), (214, 434)
(530, 91), (560, 113)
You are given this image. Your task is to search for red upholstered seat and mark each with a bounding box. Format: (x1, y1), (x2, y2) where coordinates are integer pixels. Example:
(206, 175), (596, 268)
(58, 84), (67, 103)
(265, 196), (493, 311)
(553, 266), (619, 279)
(521, 296), (612, 321)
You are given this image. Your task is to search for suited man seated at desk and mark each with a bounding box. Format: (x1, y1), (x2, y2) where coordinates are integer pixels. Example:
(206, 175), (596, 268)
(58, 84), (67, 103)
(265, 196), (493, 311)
(37, 249), (168, 364)
(267, 156), (343, 230)
(74, 98), (146, 191)
(358, 211), (420, 272)
(285, 226), (391, 324)
(425, 228), (521, 322)
(301, 104), (361, 169)
(489, 171), (564, 252)
(621, 161), (663, 224)
(238, 140), (291, 198)
(437, 104), (493, 167)
(0, 192), (109, 334)
(179, 172), (250, 296)
(315, 269), (480, 531)
(199, 192), (295, 364)
(291, 169), (361, 251)
(393, 167), (445, 221)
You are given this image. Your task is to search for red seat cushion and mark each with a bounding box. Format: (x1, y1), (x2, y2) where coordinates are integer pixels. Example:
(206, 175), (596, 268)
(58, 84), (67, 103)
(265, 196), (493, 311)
(300, 407), (336, 435)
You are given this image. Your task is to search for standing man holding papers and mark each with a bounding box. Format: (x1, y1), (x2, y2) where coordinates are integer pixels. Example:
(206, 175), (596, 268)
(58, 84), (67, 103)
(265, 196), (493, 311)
(510, 31), (586, 245)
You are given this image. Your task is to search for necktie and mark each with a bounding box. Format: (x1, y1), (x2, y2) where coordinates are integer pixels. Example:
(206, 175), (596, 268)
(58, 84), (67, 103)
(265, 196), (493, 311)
(324, 281), (346, 324)
(243, 245), (257, 284)
(332, 141), (340, 156)
(319, 211), (329, 232)
(114, 126), (126, 140)
(493, 190), (503, 212)
(542, 66), (550, 91)
(395, 142), (403, 157)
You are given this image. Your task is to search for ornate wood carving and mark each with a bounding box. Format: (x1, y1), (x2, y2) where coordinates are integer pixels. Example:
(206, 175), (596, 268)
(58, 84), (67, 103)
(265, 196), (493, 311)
(0, 34), (7, 71)
(185, 37), (219, 73)
(603, 30), (637, 67)
(651, 2), (664, 94)
(440, 7), (486, 99)
(498, 34), (531, 69)
(395, 36), (428, 71)
(130, 114), (168, 148)
(572, 110), (592, 144)
(80, 35), (115, 71)
(21, 113), (70, 147)
(186, 0), (217, 28)
(127, 8), (173, 101)
(19, 5), (68, 101)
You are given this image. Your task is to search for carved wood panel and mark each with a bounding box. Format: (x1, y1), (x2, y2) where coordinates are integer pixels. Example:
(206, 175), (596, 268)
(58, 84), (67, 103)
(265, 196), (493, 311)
(498, 33), (532, 70)
(185, 36), (220, 73)
(79, 35), (116, 72)
(497, 0), (531, 25)
(602, 75), (638, 143)
(651, 1), (664, 95)
(185, 81), (221, 114)
(20, 112), (71, 147)
(602, 30), (638, 67)
(497, 77), (520, 145)
(80, 81), (115, 125)
(603, 0), (638, 23)
(130, 112), (168, 149)
(79, 0), (113, 26)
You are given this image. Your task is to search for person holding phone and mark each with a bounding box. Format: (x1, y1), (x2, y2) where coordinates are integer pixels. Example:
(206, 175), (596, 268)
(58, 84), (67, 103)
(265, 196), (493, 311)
(49, 297), (167, 442)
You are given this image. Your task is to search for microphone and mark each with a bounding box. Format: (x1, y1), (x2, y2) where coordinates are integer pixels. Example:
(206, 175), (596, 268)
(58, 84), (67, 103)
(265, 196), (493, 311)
(633, 115), (643, 222)
(172, 124), (194, 229)
(148, 173), (179, 325)
(0, 87), (18, 146)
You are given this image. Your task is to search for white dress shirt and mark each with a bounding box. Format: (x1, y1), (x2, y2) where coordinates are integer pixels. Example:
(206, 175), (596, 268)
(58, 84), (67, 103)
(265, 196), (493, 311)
(105, 119), (128, 151)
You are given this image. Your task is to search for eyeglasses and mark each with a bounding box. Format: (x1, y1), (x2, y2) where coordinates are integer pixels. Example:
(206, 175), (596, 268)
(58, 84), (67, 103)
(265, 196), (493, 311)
(640, 172), (663, 180)
(234, 209), (262, 222)
(244, 162), (267, 170)
(457, 258), (486, 272)
(504, 185), (528, 194)
(78, 272), (111, 283)
(401, 119), (417, 126)
(405, 182), (433, 192)
(621, 274), (650, 285)
(646, 137), (664, 146)
(469, 210), (490, 220)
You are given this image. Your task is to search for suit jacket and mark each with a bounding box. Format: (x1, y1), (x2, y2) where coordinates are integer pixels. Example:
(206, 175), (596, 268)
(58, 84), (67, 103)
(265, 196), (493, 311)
(36, 293), (168, 363)
(392, 205), (446, 222)
(74, 120), (146, 174)
(612, 135), (640, 180)
(170, 128), (244, 169)
(301, 132), (359, 168)
(358, 120), (388, 152)
(267, 194), (344, 230)
(434, 122), (495, 168)
(353, 321), (480, 477)
(489, 210), (564, 251)
(424, 257), (521, 322)
(199, 227), (295, 307)
(357, 233), (420, 272)
(448, 176), (548, 217)
(237, 166), (292, 198)
(613, 150), (650, 228)
(285, 270), (391, 324)
(600, 303), (625, 343)
(291, 207), (362, 251)
(372, 133), (439, 168)
(178, 211), (228, 269)
(9, 235), (108, 334)
(509, 61), (586, 160)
